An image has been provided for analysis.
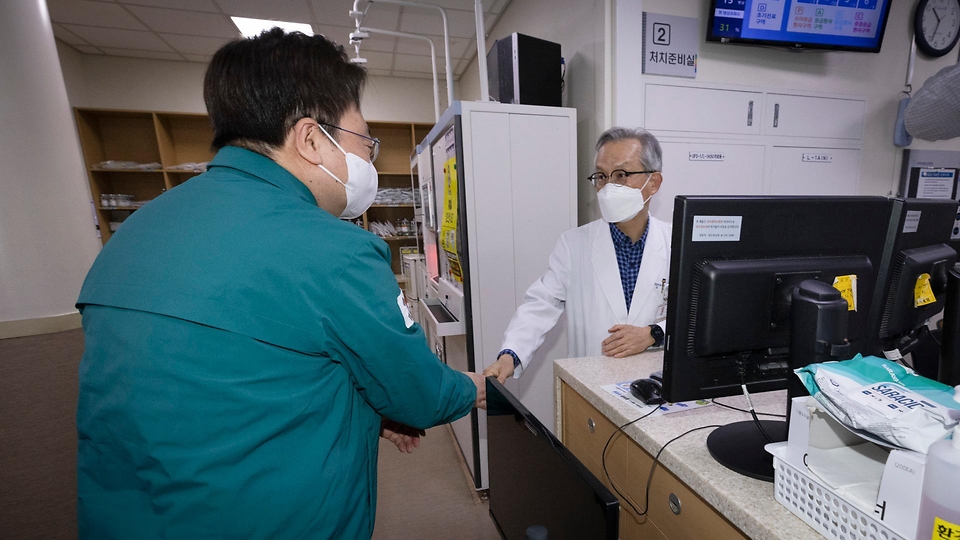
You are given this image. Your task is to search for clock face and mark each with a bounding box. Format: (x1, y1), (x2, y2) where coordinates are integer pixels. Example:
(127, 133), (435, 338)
(921, 0), (960, 54)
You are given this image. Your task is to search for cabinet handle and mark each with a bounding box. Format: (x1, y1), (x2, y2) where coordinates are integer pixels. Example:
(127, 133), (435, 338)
(747, 100), (754, 127)
(587, 418), (596, 433)
(773, 103), (780, 128)
(669, 493), (682, 515)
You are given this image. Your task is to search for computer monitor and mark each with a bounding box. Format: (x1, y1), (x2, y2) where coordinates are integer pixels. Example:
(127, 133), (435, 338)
(872, 199), (958, 355)
(662, 196), (896, 481)
(486, 378), (618, 540)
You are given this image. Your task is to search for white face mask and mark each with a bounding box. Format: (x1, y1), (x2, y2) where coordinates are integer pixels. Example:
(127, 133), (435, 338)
(596, 176), (652, 223)
(316, 125), (379, 219)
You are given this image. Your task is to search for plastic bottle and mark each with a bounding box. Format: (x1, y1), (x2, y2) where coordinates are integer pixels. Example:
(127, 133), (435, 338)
(915, 386), (960, 540)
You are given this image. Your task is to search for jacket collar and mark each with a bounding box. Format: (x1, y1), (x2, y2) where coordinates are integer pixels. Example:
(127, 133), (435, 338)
(208, 146), (317, 206)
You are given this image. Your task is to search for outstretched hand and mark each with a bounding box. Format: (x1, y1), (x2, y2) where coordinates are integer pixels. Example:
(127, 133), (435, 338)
(483, 354), (516, 384)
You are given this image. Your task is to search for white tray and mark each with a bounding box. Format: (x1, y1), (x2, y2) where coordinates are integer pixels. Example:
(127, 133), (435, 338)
(767, 443), (907, 540)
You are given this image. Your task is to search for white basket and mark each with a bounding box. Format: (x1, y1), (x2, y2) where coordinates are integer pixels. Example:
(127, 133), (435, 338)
(772, 452), (906, 540)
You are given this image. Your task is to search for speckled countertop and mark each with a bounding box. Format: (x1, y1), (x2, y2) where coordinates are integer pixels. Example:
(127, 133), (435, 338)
(555, 352), (823, 540)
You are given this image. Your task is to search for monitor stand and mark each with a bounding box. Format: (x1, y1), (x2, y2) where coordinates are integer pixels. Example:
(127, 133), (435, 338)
(706, 420), (787, 482)
(709, 280), (850, 483)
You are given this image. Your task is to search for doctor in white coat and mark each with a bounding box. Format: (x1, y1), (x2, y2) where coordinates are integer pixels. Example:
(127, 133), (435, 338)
(485, 127), (671, 382)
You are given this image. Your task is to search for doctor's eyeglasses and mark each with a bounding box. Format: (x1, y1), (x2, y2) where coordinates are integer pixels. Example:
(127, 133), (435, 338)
(586, 169), (657, 188)
(320, 123), (381, 162)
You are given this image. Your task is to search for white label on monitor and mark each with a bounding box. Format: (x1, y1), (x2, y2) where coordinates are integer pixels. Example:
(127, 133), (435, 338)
(692, 216), (742, 242)
(688, 152), (725, 161)
(802, 153), (833, 163)
(902, 210), (922, 234)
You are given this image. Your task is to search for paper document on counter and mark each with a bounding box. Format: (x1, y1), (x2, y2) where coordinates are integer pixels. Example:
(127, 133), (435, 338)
(602, 381), (712, 416)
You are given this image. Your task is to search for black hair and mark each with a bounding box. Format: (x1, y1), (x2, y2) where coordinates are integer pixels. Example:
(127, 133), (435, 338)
(204, 28), (367, 152)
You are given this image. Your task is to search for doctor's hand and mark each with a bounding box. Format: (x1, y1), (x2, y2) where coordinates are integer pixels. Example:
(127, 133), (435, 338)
(465, 371), (487, 409)
(380, 418), (426, 453)
(602, 324), (655, 358)
(483, 354), (515, 384)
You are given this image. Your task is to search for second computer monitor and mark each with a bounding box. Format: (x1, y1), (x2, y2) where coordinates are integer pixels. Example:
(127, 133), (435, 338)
(662, 196), (896, 403)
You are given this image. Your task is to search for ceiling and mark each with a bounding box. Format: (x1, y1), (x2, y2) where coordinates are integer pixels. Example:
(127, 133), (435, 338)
(48, 0), (511, 79)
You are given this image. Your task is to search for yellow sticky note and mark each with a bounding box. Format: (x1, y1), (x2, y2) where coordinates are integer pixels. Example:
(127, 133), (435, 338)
(832, 275), (857, 311)
(915, 273), (936, 307)
(930, 516), (960, 540)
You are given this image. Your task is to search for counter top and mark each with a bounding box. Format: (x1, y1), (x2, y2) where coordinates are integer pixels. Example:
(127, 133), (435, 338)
(555, 352), (822, 540)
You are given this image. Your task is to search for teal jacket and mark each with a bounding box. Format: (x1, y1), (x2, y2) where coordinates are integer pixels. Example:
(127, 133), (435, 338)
(76, 146), (476, 539)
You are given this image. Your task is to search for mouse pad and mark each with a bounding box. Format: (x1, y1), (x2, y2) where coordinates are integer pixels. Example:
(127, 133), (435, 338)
(601, 380), (712, 416)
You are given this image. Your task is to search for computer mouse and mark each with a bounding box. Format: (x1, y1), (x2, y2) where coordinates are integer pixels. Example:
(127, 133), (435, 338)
(630, 377), (664, 405)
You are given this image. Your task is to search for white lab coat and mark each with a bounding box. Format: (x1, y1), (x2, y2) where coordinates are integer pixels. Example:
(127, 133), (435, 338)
(501, 216), (672, 376)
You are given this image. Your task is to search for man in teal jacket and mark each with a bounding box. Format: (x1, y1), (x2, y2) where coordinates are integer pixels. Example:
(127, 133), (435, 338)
(76, 29), (484, 539)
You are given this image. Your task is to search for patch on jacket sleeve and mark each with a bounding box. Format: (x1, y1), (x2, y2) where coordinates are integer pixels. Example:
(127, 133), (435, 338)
(396, 292), (415, 328)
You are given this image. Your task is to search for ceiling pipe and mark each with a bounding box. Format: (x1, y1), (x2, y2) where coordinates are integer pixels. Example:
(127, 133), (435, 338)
(350, 26), (441, 121)
(351, 0), (454, 107)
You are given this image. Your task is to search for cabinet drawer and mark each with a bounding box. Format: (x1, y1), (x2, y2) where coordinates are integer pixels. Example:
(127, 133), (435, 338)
(645, 84), (762, 135)
(560, 383), (630, 491)
(561, 383), (748, 540)
(763, 94), (865, 140)
(620, 436), (748, 540)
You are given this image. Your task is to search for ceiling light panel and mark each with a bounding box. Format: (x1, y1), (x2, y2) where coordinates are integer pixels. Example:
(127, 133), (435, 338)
(216, 0), (312, 22)
(231, 16), (314, 38)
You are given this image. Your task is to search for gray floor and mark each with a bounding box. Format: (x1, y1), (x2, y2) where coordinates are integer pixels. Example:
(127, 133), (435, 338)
(373, 425), (501, 540)
(1, 328), (500, 539)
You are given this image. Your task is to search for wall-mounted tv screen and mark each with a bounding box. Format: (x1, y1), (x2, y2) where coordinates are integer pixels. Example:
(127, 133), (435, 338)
(707, 0), (892, 53)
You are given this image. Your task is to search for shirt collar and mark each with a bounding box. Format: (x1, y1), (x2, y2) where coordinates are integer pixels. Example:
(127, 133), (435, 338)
(609, 221), (648, 249)
(207, 146), (317, 206)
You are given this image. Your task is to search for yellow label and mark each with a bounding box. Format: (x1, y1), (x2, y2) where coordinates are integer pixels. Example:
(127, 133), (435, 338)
(915, 273), (936, 307)
(832, 275), (857, 311)
(931, 516), (960, 540)
(439, 157), (462, 283)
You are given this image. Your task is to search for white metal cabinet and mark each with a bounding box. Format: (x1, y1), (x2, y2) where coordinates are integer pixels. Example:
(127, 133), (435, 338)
(644, 84), (762, 135)
(763, 93), (865, 140)
(420, 102), (578, 491)
(650, 141), (766, 223)
(766, 147), (861, 195)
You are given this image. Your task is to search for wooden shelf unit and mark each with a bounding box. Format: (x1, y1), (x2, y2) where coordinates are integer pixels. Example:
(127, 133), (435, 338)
(75, 108), (215, 244)
(74, 110), (431, 276)
(364, 121), (431, 276)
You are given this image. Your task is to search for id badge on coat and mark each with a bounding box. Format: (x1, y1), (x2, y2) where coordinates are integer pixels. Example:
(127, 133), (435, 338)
(654, 279), (669, 322)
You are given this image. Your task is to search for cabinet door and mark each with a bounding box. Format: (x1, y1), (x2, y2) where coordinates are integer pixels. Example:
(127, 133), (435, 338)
(645, 85), (762, 135)
(763, 94), (865, 139)
(649, 142), (765, 223)
(767, 147), (861, 196)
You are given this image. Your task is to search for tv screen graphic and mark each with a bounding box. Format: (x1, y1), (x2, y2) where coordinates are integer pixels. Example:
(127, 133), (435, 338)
(707, 0), (892, 52)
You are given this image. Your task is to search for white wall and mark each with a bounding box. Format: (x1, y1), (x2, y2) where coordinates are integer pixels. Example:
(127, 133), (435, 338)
(1, 1), (101, 326)
(459, 0), (960, 223)
(56, 41), (445, 123)
(613, 0), (960, 198)
(460, 0), (610, 224)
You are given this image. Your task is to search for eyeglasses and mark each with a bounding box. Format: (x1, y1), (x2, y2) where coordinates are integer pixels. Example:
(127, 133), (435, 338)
(586, 169), (657, 187)
(320, 123), (381, 162)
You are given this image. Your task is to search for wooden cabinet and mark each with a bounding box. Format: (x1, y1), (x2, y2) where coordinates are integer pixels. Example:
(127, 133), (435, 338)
(363, 121), (433, 280)
(74, 109), (431, 277)
(75, 108), (214, 244)
(560, 382), (748, 540)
